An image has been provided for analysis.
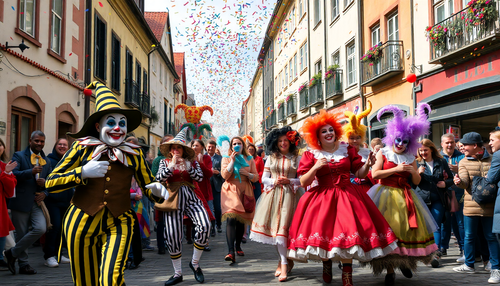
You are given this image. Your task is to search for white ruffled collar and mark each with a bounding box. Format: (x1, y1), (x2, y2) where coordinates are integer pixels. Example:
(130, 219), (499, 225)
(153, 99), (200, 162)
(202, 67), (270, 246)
(381, 146), (415, 165)
(358, 147), (371, 162)
(309, 142), (349, 163)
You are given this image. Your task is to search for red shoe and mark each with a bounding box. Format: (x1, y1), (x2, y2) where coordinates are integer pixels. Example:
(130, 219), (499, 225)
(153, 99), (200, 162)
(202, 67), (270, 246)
(323, 260), (333, 283)
(224, 253), (235, 263)
(342, 264), (353, 286)
(236, 250), (245, 256)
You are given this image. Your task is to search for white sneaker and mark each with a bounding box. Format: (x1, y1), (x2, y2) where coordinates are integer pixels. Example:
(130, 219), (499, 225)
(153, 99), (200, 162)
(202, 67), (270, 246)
(44, 256), (59, 268)
(60, 256), (70, 264)
(457, 255), (465, 263)
(486, 261), (492, 272)
(489, 269), (500, 283)
(453, 264), (475, 273)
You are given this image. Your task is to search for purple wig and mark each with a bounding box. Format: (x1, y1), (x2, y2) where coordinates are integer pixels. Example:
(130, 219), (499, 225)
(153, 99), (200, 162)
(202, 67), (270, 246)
(377, 103), (431, 156)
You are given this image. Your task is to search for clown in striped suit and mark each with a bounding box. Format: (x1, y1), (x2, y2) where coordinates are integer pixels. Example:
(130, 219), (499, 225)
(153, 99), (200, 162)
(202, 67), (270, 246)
(45, 82), (168, 286)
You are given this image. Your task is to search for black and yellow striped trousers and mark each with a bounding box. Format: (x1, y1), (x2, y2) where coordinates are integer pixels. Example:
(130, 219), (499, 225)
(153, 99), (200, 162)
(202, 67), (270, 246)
(62, 204), (134, 286)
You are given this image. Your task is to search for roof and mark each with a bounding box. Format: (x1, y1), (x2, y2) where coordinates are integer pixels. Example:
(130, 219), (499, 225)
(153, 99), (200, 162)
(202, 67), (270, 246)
(173, 52), (185, 83)
(144, 12), (169, 42)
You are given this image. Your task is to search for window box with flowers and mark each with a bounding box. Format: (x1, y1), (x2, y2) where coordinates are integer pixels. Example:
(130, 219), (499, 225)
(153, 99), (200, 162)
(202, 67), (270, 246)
(466, 0), (498, 28)
(286, 94), (296, 117)
(277, 99), (286, 122)
(425, 25), (448, 52)
(266, 109), (277, 129)
(309, 73), (324, 107)
(361, 42), (383, 65)
(325, 65), (343, 99)
(298, 82), (309, 111)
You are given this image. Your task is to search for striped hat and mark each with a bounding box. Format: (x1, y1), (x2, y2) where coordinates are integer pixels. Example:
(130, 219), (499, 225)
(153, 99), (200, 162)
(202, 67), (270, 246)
(69, 81), (143, 138)
(159, 127), (195, 160)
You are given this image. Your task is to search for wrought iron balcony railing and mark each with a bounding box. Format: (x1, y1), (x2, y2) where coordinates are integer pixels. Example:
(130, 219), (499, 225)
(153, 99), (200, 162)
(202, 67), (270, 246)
(286, 96), (296, 117)
(325, 69), (343, 99)
(361, 40), (404, 86)
(429, 3), (500, 64)
(308, 83), (324, 107)
(299, 88), (309, 111)
(141, 93), (150, 117)
(125, 80), (141, 108)
(277, 104), (286, 122)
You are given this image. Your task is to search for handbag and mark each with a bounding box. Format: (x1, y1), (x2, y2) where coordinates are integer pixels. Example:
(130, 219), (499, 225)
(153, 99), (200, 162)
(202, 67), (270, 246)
(243, 194), (255, 213)
(471, 176), (498, 204)
(448, 190), (459, 212)
(154, 181), (194, 212)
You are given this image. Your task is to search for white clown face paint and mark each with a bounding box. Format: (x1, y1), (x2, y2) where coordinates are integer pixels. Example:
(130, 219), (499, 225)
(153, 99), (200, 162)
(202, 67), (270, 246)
(98, 113), (127, 146)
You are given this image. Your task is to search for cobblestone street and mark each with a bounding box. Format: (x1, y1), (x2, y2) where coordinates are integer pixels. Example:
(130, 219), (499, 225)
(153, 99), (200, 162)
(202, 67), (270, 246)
(1, 227), (494, 286)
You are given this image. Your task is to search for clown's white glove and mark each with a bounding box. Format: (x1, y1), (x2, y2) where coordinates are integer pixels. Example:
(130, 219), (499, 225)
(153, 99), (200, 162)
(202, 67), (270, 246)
(146, 182), (169, 200)
(82, 161), (109, 179)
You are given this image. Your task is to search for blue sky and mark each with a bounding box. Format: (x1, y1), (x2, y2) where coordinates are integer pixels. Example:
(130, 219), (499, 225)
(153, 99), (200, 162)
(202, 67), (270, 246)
(145, 0), (276, 137)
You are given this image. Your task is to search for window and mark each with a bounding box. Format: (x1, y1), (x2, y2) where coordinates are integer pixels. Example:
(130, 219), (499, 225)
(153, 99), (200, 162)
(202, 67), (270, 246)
(315, 60), (322, 74)
(136, 61), (142, 93)
(289, 62), (293, 83)
(299, 0), (303, 17)
(19, 0), (36, 37)
(387, 13), (399, 41)
(300, 42), (308, 71)
(344, 0), (354, 9)
(50, 0), (63, 54)
(159, 64), (163, 83)
(164, 69), (168, 88)
(125, 49), (133, 98)
(331, 51), (340, 66)
(152, 54), (156, 73)
(111, 33), (120, 91)
(371, 25), (380, 46)
(143, 69), (147, 95)
(433, 0), (454, 23)
(285, 65), (288, 86)
(290, 7), (296, 32)
(314, 0), (321, 24)
(347, 42), (356, 86)
(331, 0), (339, 21)
(293, 54), (298, 77)
(94, 14), (107, 81)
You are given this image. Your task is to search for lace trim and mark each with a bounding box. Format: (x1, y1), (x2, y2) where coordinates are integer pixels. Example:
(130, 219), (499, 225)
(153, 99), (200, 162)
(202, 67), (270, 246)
(289, 228), (395, 246)
(249, 231), (288, 246)
(358, 148), (371, 163)
(309, 142), (348, 163)
(381, 147), (415, 165)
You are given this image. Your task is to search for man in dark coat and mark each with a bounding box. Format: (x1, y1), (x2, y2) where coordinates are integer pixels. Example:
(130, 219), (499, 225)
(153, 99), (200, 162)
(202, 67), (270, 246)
(207, 140), (223, 233)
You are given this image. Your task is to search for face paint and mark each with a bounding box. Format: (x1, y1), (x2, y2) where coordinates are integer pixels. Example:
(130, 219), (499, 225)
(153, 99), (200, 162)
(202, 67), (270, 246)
(98, 113), (127, 146)
(395, 137), (409, 147)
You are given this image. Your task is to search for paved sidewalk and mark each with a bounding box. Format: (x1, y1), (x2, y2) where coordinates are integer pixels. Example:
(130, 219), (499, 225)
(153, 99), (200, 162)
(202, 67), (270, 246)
(1, 227), (494, 285)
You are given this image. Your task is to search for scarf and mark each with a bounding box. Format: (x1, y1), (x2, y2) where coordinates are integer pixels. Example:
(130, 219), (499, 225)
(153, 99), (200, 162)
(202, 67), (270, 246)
(78, 136), (140, 167)
(223, 154), (252, 183)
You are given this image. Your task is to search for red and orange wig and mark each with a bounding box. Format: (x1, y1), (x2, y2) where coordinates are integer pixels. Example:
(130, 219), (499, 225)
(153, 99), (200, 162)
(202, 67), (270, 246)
(299, 109), (343, 150)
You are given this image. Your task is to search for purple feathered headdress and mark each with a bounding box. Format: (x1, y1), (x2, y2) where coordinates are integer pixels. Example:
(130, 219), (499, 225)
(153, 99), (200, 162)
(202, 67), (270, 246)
(377, 103), (431, 156)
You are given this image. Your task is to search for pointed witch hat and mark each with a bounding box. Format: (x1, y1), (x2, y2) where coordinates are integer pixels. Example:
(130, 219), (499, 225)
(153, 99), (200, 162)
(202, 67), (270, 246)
(342, 101), (372, 143)
(159, 127), (195, 160)
(69, 81), (143, 138)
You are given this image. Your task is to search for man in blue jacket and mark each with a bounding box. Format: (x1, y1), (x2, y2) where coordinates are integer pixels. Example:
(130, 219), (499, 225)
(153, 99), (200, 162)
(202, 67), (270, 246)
(440, 133), (465, 261)
(5, 131), (52, 275)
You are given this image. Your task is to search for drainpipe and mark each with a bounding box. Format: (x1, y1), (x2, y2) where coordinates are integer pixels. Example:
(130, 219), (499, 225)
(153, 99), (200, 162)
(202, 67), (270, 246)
(323, 0), (328, 105)
(147, 46), (158, 147)
(410, 0), (417, 115)
(357, 0), (366, 139)
(83, 0), (92, 120)
(306, 0), (312, 118)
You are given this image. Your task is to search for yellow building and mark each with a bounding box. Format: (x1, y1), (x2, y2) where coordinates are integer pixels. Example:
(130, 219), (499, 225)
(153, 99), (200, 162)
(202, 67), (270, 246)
(87, 0), (156, 146)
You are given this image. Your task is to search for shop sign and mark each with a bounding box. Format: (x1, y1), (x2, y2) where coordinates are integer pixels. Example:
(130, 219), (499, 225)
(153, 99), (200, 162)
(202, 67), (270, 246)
(417, 49), (500, 102)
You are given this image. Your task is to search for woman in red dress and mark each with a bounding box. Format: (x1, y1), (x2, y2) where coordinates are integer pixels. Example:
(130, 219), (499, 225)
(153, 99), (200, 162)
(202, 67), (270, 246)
(0, 138), (17, 269)
(287, 110), (398, 286)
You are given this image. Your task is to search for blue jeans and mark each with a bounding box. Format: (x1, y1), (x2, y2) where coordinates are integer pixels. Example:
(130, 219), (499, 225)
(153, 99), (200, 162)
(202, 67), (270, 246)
(0, 236), (6, 260)
(441, 192), (465, 250)
(430, 200), (446, 250)
(43, 203), (69, 259)
(464, 216), (500, 269)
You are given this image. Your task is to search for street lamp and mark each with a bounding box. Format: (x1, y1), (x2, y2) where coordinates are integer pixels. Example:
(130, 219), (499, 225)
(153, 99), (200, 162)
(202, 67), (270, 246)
(3, 39), (30, 53)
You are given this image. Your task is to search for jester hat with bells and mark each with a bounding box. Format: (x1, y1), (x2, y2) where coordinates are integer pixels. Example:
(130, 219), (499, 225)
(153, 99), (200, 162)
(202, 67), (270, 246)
(159, 127), (196, 161)
(70, 81), (143, 139)
(342, 101), (372, 143)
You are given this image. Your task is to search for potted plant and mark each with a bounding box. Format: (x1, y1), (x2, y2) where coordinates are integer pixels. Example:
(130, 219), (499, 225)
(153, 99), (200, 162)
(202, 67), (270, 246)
(285, 94), (293, 102)
(466, 0), (498, 27)
(309, 73), (322, 87)
(425, 24), (448, 51)
(361, 42), (383, 65)
(324, 64), (340, 79)
(298, 82), (308, 93)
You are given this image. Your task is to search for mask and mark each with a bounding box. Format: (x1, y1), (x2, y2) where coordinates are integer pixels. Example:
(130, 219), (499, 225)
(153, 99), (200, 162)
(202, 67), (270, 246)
(98, 113), (127, 146)
(395, 137), (409, 148)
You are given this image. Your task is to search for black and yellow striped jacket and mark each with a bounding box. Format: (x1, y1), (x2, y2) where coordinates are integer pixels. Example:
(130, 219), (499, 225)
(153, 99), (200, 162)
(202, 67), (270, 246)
(46, 141), (163, 217)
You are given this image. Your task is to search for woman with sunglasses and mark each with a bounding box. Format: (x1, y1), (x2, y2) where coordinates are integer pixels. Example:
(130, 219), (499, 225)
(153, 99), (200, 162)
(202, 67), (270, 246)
(367, 104), (438, 286)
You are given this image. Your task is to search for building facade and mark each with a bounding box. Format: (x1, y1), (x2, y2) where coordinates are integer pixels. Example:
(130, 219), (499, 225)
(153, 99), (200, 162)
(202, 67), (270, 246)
(0, 0), (86, 157)
(173, 52), (187, 131)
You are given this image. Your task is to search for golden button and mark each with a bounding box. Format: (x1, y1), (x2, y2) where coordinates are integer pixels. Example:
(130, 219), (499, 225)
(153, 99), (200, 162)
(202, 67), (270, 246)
(103, 201), (107, 205)
(105, 190), (109, 194)
(108, 166), (112, 171)
(76, 178), (81, 183)
(106, 177), (110, 182)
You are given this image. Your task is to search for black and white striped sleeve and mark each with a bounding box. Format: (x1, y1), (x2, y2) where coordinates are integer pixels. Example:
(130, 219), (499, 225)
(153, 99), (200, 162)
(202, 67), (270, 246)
(156, 159), (173, 181)
(188, 161), (204, 182)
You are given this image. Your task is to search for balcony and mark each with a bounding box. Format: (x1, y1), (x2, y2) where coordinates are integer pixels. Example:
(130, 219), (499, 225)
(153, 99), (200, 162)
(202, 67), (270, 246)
(325, 69), (343, 99)
(277, 103), (286, 123)
(361, 40), (404, 86)
(266, 111), (277, 130)
(286, 96), (296, 117)
(141, 93), (150, 117)
(299, 88), (309, 111)
(125, 80), (141, 108)
(429, 3), (500, 64)
(308, 84), (323, 107)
